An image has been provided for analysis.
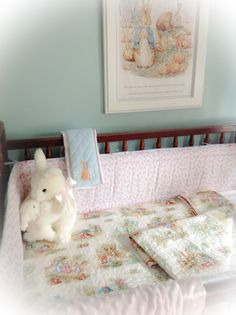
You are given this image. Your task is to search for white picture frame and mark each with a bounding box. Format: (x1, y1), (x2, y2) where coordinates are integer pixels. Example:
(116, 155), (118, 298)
(103, 0), (209, 113)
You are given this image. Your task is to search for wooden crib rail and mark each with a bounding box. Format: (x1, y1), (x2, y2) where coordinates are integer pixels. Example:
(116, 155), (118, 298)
(0, 122), (9, 188)
(6, 124), (236, 159)
(0, 122), (9, 238)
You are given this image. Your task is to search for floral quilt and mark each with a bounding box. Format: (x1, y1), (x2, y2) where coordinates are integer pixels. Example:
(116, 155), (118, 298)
(23, 201), (171, 303)
(127, 191), (234, 279)
(23, 191), (234, 303)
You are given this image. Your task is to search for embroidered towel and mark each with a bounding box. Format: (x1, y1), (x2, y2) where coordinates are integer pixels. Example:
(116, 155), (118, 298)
(62, 129), (104, 188)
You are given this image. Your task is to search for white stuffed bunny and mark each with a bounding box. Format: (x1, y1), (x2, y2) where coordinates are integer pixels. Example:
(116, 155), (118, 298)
(20, 197), (40, 232)
(20, 148), (77, 243)
(21, 198), (64, 242)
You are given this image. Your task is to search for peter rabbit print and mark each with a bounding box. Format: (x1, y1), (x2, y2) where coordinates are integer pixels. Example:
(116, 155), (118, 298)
(112, 0), (205, 108)
(81, 160), (91, 181)
(120, 0), (193, 77)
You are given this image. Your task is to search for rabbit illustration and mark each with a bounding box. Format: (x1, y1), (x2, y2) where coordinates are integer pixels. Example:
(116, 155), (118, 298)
(121, 10), (135, 62)
(156, 11), (173, 33)
(103, 244), (124, 257)
(172, 3), (182, 28)
(133, 0), (155, 68)
(81, 160), (91, 181)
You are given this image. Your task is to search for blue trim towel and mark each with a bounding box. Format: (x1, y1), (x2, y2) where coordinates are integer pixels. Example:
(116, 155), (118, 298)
(62, 129), (104, 188)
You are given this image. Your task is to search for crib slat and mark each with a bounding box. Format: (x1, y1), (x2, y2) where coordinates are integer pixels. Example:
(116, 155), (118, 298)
(105, 142), (110, 154)
(24, 148), (31, 160)
(220, 132), (225, 144)
(173, 136), (178, 147)
(46, 146), (52, 158)
(140, 139), (145, 150)
(189, 135), (194, 146)
(156, 137), (161, 149)
(60, 147), (65, 157)
(122, 140), (128, 152)
(0, 143), (3, 176)
(204, 133), (210, 144)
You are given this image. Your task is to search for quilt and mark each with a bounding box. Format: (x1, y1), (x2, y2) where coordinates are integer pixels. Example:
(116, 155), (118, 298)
(23, 200), (170, 304)
(23, 191), (234, 305)
(127, 191), (234, 279)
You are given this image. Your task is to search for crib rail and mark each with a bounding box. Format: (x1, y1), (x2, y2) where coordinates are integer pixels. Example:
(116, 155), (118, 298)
(0, 122), (9, 238)
(6, 124), (236, 160)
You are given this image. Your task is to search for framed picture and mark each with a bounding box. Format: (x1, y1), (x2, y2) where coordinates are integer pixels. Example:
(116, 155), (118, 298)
(103, 0), (208, 113)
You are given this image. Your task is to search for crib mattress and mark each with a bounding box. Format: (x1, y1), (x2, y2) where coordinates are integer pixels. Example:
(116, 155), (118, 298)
(23, 191), (236, 304)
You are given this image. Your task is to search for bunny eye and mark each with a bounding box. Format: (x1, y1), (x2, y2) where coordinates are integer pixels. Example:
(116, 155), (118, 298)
(42, 189), (47, 193)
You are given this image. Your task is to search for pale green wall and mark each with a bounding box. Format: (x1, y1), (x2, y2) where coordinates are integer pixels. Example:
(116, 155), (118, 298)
(0, 0), (236, 139)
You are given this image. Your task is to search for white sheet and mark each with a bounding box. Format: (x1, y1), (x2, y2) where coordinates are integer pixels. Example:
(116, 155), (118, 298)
(0, 279), (206, 315)
(35, 280), (206, 315)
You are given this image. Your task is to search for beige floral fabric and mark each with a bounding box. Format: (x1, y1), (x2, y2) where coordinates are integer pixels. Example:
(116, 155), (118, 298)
(123, 195), (195, 234)
(186, 191), (234, 214)
(22, 191), (234, 304)
(128, 192), (234, 280)
(23, 203), (170, 304)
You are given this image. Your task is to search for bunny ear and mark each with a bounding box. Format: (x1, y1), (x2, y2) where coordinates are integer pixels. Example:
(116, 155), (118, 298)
(146, 0), (153, 11)
(137, 0), (144, 10)
(150, 0), (153, 8)
(34, 148), (47, 171)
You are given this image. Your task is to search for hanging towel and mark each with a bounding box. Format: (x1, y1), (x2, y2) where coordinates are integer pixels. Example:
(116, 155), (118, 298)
(62, 129), (104, 188)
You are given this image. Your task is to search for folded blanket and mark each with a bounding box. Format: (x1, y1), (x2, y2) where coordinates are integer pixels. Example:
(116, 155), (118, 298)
(62, 129), (104, 188)
(127, 191), (234, 280)
(129, 237), (159, 268)
(123, 195), (196, 235)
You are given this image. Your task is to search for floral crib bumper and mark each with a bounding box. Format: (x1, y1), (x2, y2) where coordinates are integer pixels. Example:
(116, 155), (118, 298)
(23, 190), (234, 305)
(127, 191), (234, 280)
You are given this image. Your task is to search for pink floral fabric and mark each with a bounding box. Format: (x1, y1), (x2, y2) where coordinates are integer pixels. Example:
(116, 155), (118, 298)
(14, 144), (236, 213)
